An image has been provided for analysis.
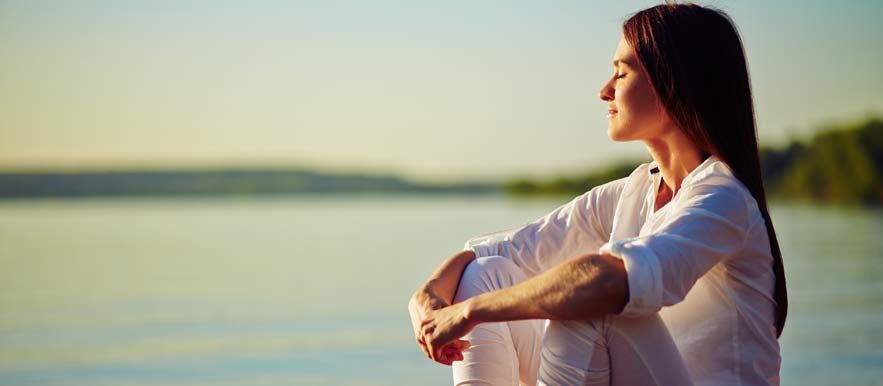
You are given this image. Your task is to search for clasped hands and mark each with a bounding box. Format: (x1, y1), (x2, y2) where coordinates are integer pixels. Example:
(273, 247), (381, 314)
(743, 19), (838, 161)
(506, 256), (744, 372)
(408, 289), (478, 366)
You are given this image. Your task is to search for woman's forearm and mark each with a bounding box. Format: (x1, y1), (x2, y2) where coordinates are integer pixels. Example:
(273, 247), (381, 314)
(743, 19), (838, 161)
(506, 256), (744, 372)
(463, 253), (629, 323)
(418, 249), (477, 304)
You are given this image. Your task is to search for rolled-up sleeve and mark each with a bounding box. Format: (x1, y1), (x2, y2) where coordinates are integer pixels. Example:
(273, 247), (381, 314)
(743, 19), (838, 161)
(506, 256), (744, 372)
(464, 177), (626, 277)
(600, 182), (751, 317)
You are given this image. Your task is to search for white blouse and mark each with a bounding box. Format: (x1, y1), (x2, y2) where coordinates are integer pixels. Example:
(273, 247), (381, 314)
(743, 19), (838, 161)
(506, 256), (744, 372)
(464, 155), (781, 386)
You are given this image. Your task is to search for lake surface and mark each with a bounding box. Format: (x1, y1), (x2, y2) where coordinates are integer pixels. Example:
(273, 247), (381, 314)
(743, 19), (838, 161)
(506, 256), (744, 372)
(0, 195), (881, 385)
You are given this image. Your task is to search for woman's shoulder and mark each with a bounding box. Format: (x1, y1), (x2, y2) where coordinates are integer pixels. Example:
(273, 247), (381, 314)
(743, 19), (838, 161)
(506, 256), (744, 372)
(685, 157), (743, 187)
(678, 157), (765, 232)
(679, 157), (753, 201)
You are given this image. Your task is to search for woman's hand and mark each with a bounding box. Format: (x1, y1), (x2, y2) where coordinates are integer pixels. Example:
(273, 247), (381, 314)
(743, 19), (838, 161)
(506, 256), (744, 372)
(407, 250), (477, 365)
(408, 289), (448, 358)
(419, 301), (476, 365)
(408, 288), (472, 365)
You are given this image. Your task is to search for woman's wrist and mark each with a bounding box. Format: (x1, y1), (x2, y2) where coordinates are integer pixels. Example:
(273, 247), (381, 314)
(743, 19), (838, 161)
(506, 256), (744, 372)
(461, 296), (486, 324)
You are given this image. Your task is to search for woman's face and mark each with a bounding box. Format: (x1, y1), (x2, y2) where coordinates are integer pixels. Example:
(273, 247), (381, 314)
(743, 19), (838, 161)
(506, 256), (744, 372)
(599, 36), (674, 142)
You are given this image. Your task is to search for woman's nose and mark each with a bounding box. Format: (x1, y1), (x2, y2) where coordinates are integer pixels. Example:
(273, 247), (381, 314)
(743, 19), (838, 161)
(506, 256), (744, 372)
(599, 79), (614, 102)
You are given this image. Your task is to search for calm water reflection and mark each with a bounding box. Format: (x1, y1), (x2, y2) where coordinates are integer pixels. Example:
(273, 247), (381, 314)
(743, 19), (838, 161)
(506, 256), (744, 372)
(0, 195), (880, 385)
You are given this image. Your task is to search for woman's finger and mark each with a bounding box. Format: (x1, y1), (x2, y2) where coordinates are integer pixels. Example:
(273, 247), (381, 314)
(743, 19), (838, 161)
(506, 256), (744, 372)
(438, 349), (451, 366)
(426, 341), (438, 362)
(443, 345), (463, 363)
(416, 335), (429, 357)
(432, 341), (452, 363)
(437, 343), (466, 365)
(417, 336), (431, 359)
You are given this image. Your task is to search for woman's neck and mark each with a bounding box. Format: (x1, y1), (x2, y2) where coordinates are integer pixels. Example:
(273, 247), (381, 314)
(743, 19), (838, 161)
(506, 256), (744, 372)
(643, 131), (705, 198)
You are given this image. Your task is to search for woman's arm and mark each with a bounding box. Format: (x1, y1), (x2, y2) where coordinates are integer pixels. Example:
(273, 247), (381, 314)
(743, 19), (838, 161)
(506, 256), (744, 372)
(413, 249), (476, 306)
(466, 253), (628, 322)
(464, 178), (626, 277)
(419, 253), (629, 361)
(408, 249), (476, 364)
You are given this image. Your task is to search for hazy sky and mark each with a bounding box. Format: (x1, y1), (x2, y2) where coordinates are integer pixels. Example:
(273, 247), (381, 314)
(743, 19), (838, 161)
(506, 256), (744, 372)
(1, 0), (881, 181)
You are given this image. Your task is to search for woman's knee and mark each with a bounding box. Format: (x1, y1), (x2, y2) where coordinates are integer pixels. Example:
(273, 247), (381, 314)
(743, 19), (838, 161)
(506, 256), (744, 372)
(538, 318), (612, 385)
(539, 315), (690, 386)
(464, 255), (522, 278)
(454, 256), (527, 303)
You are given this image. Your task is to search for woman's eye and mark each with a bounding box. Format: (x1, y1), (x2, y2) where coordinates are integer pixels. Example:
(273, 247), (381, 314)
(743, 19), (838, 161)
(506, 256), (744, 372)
(615, 73), (626, 79)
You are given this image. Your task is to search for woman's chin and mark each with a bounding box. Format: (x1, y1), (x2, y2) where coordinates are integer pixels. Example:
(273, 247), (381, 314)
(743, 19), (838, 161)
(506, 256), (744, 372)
(607, 127), (630, 142)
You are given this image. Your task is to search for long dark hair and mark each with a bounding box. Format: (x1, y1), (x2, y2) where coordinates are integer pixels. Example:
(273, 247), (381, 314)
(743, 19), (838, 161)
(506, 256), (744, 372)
(623, 3), (787, 337)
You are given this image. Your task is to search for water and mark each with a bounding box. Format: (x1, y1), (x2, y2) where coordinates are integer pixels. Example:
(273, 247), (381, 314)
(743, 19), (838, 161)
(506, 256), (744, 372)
(0, 195), (881, 385)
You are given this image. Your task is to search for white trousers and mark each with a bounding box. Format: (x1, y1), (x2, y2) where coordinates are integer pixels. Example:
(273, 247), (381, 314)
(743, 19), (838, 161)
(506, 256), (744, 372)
(451, 256), (693, 386)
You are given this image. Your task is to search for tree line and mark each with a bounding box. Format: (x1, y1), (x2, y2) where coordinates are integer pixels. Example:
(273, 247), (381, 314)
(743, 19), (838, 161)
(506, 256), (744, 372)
(505, 117), (883, 205)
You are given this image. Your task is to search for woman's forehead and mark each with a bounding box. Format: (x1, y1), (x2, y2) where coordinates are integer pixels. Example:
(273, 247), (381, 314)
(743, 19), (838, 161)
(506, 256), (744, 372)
(613, 37), (637, 67)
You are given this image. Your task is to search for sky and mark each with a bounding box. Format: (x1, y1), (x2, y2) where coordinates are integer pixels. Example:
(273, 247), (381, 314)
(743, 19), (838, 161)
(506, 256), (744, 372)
(1, 0), (882, 182)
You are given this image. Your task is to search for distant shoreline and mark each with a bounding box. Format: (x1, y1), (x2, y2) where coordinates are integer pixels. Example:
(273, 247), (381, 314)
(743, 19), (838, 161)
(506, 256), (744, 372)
(0, 169), (498, 199)
(1, 117), (880, 205)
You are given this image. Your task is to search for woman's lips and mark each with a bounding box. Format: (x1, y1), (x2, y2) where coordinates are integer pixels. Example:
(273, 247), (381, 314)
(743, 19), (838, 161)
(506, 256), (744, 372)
(607, 108), (618, 118)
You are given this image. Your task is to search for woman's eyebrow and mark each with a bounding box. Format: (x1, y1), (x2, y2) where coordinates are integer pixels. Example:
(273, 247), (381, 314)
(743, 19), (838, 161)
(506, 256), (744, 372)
(613, 59), (631, 67)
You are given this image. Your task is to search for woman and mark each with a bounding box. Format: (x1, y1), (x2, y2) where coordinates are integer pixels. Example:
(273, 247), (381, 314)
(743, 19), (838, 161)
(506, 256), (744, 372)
(408, 4), (787, 385)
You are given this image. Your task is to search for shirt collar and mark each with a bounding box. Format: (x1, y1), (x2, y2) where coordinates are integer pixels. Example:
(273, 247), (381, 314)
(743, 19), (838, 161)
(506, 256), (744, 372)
(646, 154), (722, 184)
